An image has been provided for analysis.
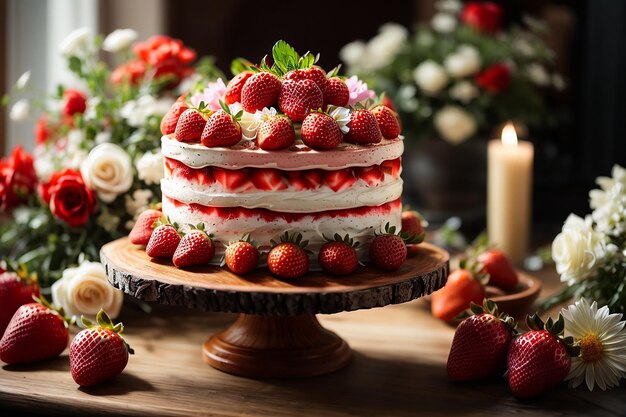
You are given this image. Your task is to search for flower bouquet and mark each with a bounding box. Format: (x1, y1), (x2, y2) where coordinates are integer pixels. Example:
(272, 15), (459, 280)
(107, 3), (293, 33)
(1, 28), (222, 293)
(548, 165), (626, 315)
(340, 0), (563, 145)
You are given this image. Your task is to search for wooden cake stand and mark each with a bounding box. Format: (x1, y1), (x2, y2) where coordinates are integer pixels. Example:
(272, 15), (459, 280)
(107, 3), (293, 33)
(100, 237), (449, 378)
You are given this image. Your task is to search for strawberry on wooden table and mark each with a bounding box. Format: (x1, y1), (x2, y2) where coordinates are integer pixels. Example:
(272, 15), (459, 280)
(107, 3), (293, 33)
(369, 223), (422, 271)
(225, 71), (253, 105)
(129, 208), (164, 246)
(0, 263), (40, 335)
(345, 109), (382, 144)
(318, 234), (360, 276)
(447, 299), (517, 381)
(224, 234), (259, 275)
(175, 108), (208, 142)
(70, 309), (134, 387)
(267, 232), (310, 279)
(146, 222), (181, 259)
(0, 296), (71, 365)
(371, 105), (401, 139)
(173, 224), (215, 268)
(201, 102), (243, 147)
(301, 111), (343, 149)
(257, 115), (296, 150)
(161, 100), (189, 135)
(507, 314), (577, 399)
(278, 79), (324, 122)
(431, 260), (487, 322)
(240, 71), (282, 113)
(478, 249), (519, 291)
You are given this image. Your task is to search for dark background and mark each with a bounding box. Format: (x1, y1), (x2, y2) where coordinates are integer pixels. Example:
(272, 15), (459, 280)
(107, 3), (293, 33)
(165, 0), (626, 229)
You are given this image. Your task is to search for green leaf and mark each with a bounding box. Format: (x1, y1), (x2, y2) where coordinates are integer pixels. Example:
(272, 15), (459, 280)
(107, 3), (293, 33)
(298, 52), (315, 69)
(327, 65), (342, 78)
(231, 57), (252, 76)
(271, 40), (300, 74)
(1, 94), (9, 106)
(68, 56), (82, 75)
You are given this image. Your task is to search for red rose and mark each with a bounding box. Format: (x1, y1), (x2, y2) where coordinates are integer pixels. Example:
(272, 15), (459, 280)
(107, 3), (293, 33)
(475, 63), (511, 93)
(0, 146), (38, 211)
(110, 60), (147, 85)
(39, 169), (96, 227)
(132, 35), (196, 86)
(461, 2), (502, 34)
(62, 89), (87, 117)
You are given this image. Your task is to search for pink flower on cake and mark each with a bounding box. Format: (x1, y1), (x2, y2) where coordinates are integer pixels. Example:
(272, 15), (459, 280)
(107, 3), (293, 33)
(190, 78), (227, 111)
(345, 76), (376, 106)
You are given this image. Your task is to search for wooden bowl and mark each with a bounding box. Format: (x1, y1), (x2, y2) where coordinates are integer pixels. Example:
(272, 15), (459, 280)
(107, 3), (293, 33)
(486, 272), (542, 319)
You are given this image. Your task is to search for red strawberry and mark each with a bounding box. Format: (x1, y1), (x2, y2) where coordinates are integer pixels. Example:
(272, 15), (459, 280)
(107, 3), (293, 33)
(0, 265), (40, 335)
(287, 170), (322, 190)
(284, 66), (329, 94)
(225, 235), (259, 275)
(478, 249), (519, 291)
(447, 299), (517, 381)
(369, 223), (421, 271)
(213, 168), (252, 192)
(278, 79), (323, 122)
(401, 209), (425, 237)
(175, 109), (207, 142)
(0, 299), (70, 364)
(267, 232), (310, 279)
(225, 71), (253, 105)
(345, 109), (382, 144)
(173, 226), (215, 268)
(146, 224), (181, 258)
(201, 109), (242, 147)
(507, 314), (576, 399)
(381, 158), (402, 177)
(161, 101), (189, 135)
(431, 263), (487, 322)
(323, 169), (356, 192)
(70, 309), (134, 387)
(129, 209), (164, 246)
(324, 77), (349, 107)
(251, 168), (287, 191)
(301, 112), (343, 150)
(371, 105), (401, 139)
(318, 234), (359, 275)
(257, 116), (295, 150)
(241, 72), (282, 113)
(354, 165), (385, 187)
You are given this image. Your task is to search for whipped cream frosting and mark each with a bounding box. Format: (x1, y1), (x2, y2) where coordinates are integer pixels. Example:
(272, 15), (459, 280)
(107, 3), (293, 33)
(161, 135), (404, 171)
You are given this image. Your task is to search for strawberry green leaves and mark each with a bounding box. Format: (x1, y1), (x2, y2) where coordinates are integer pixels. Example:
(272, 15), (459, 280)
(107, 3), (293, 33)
(256, 40), (319, 77)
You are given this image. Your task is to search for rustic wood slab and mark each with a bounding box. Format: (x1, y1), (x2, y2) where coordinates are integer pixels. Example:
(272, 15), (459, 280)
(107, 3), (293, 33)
(101, 237), (450, 315)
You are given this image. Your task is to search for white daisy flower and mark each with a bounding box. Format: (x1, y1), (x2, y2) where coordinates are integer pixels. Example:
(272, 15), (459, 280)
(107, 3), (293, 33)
(562, 298), (626, 391)
(329, 106), (351, 134)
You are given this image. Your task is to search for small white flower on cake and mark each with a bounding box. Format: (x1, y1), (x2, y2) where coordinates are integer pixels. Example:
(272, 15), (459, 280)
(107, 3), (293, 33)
(562, 298), (626, 391)
(254, 107), (278, 123)
(432, 13), (457, 33)
(102, 28), (138, 53)
(433, 105), (477, 145)
(81, 143), (133, 203)
(15, 70), (31, 90)
(59, 27), (91, 56)
(329, 107), (351, 134)
(136, 151), (165, 185)
(413, 61), (449, 95)
(10, 99), (30, 122)
(52, 261), (124, 320)
(444, 45), (482, 78)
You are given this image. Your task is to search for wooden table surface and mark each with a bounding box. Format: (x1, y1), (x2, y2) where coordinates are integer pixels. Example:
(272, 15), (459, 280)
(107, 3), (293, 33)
(1, 266), (624, 417)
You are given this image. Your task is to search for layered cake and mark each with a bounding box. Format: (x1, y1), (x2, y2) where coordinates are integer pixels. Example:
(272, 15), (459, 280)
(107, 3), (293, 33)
(158, 41), (404, 266)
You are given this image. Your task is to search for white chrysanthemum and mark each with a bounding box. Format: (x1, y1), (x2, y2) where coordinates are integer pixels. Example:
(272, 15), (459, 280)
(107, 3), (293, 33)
(102, 28), (138, 52)
(15, 70), (31, 90)
(59, 27), (91, 56)
(329, 107), (351, 134)
(136, 151), (165, 185)
(9, 99), (30, 121)
(562, 298), (626, 391)
(589, 165), (626, 237)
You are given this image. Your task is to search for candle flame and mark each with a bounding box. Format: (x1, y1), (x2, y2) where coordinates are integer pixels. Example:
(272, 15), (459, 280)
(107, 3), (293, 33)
(501, 122), (518, 147)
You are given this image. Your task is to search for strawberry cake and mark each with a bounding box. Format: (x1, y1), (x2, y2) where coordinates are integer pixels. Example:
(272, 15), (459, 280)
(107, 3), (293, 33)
(158, 41), (404, 267)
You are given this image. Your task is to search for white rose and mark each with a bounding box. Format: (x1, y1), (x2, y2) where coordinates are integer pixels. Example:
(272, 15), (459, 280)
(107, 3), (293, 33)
(52, 261), (123, 319)
(102, 28), (138, 52)
(136, 151), (164, 185)
(59, 27), (91, 56)
(81, 143), (133, 203)
(433, 105), (477, 145)
(552, 214), (606, 285)
(10, 99), (30, 121)
(449, 81), (479, 103)
(120, 95), (174, 128)
(340, 40), (367, 69)
(444, 45), (481, 78)
(432, 13), (457, 33)
(365, 23), (408, 70)
(526, 63), (550, 86)
(413, 60), (449, 94)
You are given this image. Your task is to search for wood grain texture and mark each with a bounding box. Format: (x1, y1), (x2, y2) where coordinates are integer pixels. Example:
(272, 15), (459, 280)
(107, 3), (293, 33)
(101, 237), (450, 315)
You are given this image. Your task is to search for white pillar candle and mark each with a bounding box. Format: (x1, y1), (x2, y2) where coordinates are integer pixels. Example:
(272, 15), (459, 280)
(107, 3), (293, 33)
(487, 123), (534, 265)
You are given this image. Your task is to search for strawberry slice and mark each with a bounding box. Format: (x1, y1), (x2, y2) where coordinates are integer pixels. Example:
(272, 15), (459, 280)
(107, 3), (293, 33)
(381, 158), (402, 177)
(323, 169), (356, 192)
(355, 165), (385, 187)
(251, 168), (288, 191)
(213, 168), (252, 192)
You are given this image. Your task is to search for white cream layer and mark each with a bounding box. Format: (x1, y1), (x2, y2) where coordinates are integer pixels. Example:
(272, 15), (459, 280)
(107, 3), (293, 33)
(161, 176), (403, 213)
(161, 135), (404, 171)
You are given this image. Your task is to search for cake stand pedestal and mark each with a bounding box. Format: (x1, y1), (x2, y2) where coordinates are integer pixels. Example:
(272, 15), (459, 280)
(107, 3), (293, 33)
(101, 238), (449, 378)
